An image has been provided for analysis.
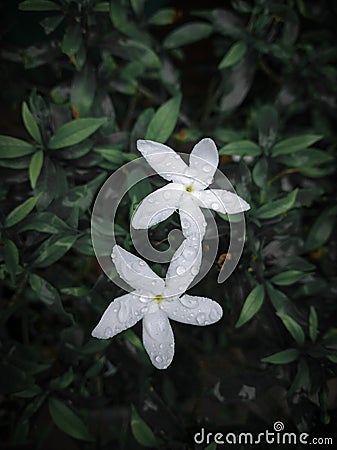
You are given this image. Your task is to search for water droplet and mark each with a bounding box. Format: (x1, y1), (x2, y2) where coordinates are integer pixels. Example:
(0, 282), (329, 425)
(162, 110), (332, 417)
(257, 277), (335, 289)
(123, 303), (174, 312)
(139, 295), (151, 303)
(180, 296), (198, 309)
(169, 343), (174, 348)
(115, 325), (121, 333)
(191, 266), (199, 276)
(159, 343), (163, 349)
(182, 220), (190, 229)
(183, 248), (196, 260)
(139, 260), (145, 266)
(209, 307), (220, 321)
(148, 197), (154, 203)
(176, 265), (186, 275)
(104, 327), (113, 338)
(211, 202), (220, 210)
(118, 301), (130, 323)
(203, 164), (212, 173)
(174, 155), (180, 160)
(178, 285), (185, 292)
(140, 306), (148, 314)
(196, 312), (206, 325)
(163, 191), (171, 200)
(155, 355), (163, 363)
(151, 280), (157, 286)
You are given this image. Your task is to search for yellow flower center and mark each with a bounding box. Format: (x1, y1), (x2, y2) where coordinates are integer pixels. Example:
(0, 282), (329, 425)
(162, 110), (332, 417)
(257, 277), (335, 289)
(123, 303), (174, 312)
(185, 185), (193, 193)
(153, 294), (164, 304)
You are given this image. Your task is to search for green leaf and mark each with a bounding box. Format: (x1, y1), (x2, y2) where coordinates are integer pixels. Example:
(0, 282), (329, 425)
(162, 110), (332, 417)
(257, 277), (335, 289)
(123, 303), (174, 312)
(22, 102), (42, 143)
(124, 330), (145, 352)
(130, 0), (144, 16)
(29, 150), (44, 189)
(205, 443), (217, 450)
(93, 2), (109, 12)
(3, 240), (19, 283)
(70, 66), (96, 118)
(219, 140), (261, 157)
(252, 157), (268, 188)
(0, 135), (35, 159)
(61, 24), (82, 57)
(109, 0), (127, 30)
(20, 212), (73, 234)
(163, 22), (213, 49)
(258, 105), (278, 150)
(304, 206), (337, 252)
(40, 15), (64, 34)
(32, 235), (78, 268)
(50, 368), (74, 390)
(49, 118), (107, 149)
(287, 358), (310, 397)
(145, 94), (182, 143)
(235, 285), (265, 328)
(261, 348), (299, 364)
(270, 270), (306, 286)
(5, 195), (40, 228)
(272, 134), (323, 156)
(61, 172), (106, 212)
(309, 306), (318, 342)
(275, 149), (334, 168)
(255, 189), (298, 219)
(48, 397), (94, 441)
(19, 0), (61, 10)
(130, 405), (158, 448)
(276, 312), (305, 346)
(218, 41), (247, 69)
(0, 363), (32, 394)
(148, 8), (176, 25)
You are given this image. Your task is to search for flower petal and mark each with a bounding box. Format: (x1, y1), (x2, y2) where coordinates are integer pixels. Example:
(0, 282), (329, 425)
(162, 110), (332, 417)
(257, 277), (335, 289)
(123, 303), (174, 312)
(165, 238), (202, 297)
(137, 140), (189, 184)
(91, 293), (144, 339)
(112, 245), (165, 294)
(187, 138), (219, 189)
(161, 295), (223, 326)
(142, 309), (174, 369)
(131, 183), (183, 229)
(178, 196), (206, 239)
(193, 189), (250, 214)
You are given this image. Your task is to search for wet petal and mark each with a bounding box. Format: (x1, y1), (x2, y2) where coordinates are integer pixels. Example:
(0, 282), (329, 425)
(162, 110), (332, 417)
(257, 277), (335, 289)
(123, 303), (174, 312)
(179, 196), (207, 239)
(187, 138), (219, 189)
(91, 293), (144, 339)
(165, 238), (202, 297)
(193, 189), (250, 214)
(161, 295), (223, 326)
(112, 245), (165, 294)
(137, 140), (189, 184)
(142, 309), (175, 369)
(131, 183), (183, 229)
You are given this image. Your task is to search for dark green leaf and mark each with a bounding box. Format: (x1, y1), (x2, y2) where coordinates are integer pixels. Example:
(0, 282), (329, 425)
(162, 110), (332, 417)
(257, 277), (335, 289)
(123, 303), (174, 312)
(49, 118), (107, 149)
(48, 397), (94, 441)
(61, 172), (106, 212)
(5, 195), (40, 228)
(0, 135), (35, 159)
(3, 240), (19, 283)
(276, 312), (305, 346)
(145, 95), (181, 143)
(22, 102), (42, 143)
(163, 22), (213, 49)
(304, 206), (337, 252)
(258, 105), (278, 150)
(275, 149), (334, 168)
(252, 157), (268, 188)
(61, 24), (82, 57)
(287, 358), (310, 397)
(40, 15), (64, 34)
(309, 306), (318, 342)
(32, 235), (78, 268)
(109, 0), (127, 30)
(272, 135), (323, 156)
(218, 41), (247, 69)
(93, 2), (109, 12)
(148, 8), (176, 25)
(71, 66), (96, 118)
(235, 285), (264, 328)
(261, 348), (299, 364)
(0, 363), (32, 394)
(130, 405), (158, 448)
(50, 368), (74, 390)
(29, 150), (44, 189)
(270, 270), (306, 286)
(219, 140), (261, 157)
(20, 212), (72, 234)
(19, 0), (61, 10)
(130, 0), (144, 16)
(255, 189), (298, 219)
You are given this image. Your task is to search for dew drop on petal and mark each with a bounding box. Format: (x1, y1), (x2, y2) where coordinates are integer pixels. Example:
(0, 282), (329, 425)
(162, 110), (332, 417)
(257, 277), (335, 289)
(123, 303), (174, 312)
(191, 266), (199, 276)
(155, 355), (163, 363)
(180, 296), (198, 309)
(163, 191), (171, 200)
(147, 197), (154, 204)
(176, 265), (186, 275)
(104, 327), (113, 338)
(209, 307), (220, 321)
(115, 325), (121, 333)
(140, 306), (148, 314)
(211, 202), (220, 210)
(159, 343), (163, 349)
(202, 164), (212, 173)
(196, 312), (206, 325)
(139, 260), (146, 266)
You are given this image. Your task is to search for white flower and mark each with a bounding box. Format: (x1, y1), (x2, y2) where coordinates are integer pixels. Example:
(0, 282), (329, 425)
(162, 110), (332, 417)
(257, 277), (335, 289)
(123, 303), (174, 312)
(131, 138), (250, 238)
(91, 241), (223, 369)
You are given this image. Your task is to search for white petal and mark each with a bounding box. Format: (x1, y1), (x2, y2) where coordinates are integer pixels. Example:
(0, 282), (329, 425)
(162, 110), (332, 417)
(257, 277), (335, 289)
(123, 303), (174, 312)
(193, 189), (250, 214)
(165, 238), (202, 296)
(112, 245), (165, 294)
(161, 295), (223, 326)
(91, 293), (144, 339)
(142, 309), (174, 369)
(137, 140), (189, 184)
(131, 183), (183, 229)
(178, 196), (206, 239)
(187, 138), (219, 189)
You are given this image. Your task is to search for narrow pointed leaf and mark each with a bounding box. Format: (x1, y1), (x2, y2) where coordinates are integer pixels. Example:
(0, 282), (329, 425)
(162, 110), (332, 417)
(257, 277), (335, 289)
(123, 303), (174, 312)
(49, 118), (107, 149)
(29, 150), (44, 189)
(255, 189), (298, 219)
(270, 270), (306, 286)
(145, 95), (181, 143)
(272, 135), (323, 156)
(5, 195), (40, 228)
(130, 405), (158, 448)
(236, 285), (264, 328)
(0, 135), (35, 159)
(309, 306), (318, 342)
(163, 22), (213, 48)
(22, 102), (42, 143)
(277, 312), (305, 346)
(218, 41), (247, 69)
(261, 348), (299, 364)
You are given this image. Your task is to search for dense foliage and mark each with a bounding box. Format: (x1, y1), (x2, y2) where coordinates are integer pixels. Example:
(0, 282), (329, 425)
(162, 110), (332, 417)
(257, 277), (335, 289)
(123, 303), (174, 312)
(1, 0), (336, 448)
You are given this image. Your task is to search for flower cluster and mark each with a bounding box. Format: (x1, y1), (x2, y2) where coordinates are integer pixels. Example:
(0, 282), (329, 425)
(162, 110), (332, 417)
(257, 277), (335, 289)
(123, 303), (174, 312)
(92, 138), (250, 369)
